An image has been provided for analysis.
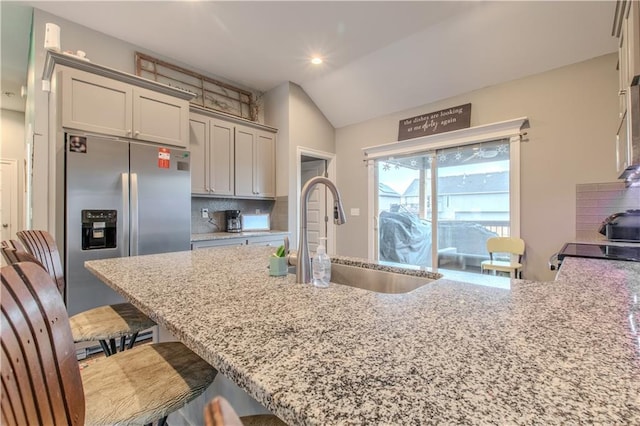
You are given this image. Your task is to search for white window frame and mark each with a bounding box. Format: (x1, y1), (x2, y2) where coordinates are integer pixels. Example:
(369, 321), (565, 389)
(363, 117), (529, 264)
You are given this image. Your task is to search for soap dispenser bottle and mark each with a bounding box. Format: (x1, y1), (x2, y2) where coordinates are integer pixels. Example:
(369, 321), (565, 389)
(312, 237), (331, 288)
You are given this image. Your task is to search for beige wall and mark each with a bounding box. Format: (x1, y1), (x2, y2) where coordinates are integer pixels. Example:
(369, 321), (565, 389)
(264, 82), (335, 247)
(335, 53), (620, 281)
(1, 109), (26, 238)
(289, 83), (335, 154)
(264, 82), (291, 198)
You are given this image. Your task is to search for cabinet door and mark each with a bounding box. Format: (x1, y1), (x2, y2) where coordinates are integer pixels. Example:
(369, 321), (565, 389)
(210, 119), (235, 196)
(189, 113), (209, 195)
(627, 0), (640, 86)
(246, 235), (286, 247)
(255, 130), (276, 197)
(617, 111), (630, 175)
(61, 68), (132, 136)
(619, 19), (629, 119)
(133, 87), (189, 148)
(191, 238), (246, 249)
(235, 125), (256, 197)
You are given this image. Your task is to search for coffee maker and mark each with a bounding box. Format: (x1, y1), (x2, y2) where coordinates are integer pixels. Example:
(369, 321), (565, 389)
(225, 210), (242, 233)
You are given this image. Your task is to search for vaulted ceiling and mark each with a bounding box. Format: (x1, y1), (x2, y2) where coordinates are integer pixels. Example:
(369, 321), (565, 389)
(2, 1), (618, 128)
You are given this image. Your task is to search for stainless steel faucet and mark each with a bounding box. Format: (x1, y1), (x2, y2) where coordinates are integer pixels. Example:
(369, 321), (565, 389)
(296, 176), (346, 284)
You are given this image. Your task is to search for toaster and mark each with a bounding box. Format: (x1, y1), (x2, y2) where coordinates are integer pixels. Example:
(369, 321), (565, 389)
(598, 209), (640, 242)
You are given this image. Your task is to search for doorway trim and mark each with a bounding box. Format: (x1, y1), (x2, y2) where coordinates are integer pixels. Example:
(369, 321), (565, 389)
(296, 147), (337, 254)
(1, 158), (20, 241)
(363, 117), (529, 267)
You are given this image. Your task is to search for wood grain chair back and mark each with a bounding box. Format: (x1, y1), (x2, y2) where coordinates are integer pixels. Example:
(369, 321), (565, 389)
(1, 241), (47, 270)
(16, 230), (66, 298)
(1, 262), (85, 425)
(1, 240), (26, 265)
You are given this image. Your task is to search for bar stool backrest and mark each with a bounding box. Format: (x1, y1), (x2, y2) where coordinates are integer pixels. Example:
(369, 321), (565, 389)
(204, 397), (244, 426)
(1, 243), (46, 269)
(1, 240), (25, 264)
(16, 230), (66, 298)
(1, 262), (85, 425)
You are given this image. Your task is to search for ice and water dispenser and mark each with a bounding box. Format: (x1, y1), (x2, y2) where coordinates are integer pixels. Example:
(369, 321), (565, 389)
(81, 210), (117, 250)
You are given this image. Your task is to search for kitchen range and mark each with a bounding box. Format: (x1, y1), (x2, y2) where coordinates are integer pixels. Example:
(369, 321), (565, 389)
(550, 209), (640, 270)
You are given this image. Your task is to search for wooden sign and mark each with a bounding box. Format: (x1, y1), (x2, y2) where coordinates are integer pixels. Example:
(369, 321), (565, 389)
(398, 103), (471, 141)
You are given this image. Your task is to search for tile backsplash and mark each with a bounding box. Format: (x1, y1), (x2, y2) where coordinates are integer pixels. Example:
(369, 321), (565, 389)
(576, 182), (640, 240)
(191, 197), (275, 234)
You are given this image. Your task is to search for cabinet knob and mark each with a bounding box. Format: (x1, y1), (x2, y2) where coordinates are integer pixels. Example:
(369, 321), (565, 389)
(135, 130), (140, 137)
(127, 129), (132, 135)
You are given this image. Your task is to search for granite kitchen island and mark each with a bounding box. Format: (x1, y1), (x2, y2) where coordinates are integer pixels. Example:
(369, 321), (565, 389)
(85, 245), (640, 425)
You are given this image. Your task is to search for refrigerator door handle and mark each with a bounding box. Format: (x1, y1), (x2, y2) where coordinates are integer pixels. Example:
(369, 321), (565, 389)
(131, 172), (139, 256)
(122, 172), (130, 257)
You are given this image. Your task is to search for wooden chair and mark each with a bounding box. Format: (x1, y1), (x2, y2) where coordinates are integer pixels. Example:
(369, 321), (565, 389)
(1, 262), (217, 426)
(1, 240), (26, 265)
(15, 230), (156, 356)
(480, 236), (525, 278)
(1, 242), (45, 269)
(204, 396), (287, 426)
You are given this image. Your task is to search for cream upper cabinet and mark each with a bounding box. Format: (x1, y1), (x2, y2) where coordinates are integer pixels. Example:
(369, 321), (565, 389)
(60, 67), (189, 148)
(189, 111), (275, 198)
(613, 0), (640, 176)
(255, 130), (276, 198)
(189, 114), (235, 196)
(615, 1), (640, 96)
(234, 126), (256, 197)
(132, 87), (189, 147)
(625, 0), (640, 87)
(61, 68), (133, 137)
(235, 125), (276, 198)
(189, 113), (208, 194)
(209, 119), (235, 196)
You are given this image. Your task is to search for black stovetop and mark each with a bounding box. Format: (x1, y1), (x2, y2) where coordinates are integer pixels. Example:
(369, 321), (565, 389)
(558, 243), (640, 262)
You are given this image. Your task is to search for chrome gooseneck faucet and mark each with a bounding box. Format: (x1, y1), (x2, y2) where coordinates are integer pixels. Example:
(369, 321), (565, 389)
(297, 176), (347, 284)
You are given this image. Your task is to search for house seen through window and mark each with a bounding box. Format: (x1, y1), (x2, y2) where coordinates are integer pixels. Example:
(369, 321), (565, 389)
(376, 138), (511, 273)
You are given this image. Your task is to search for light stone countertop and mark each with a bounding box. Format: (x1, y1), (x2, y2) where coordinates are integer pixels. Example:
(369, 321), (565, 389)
(85, 246), (640, 425)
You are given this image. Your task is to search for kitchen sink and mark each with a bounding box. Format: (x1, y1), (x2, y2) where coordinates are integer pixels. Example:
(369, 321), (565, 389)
(291, 263), (433, 294)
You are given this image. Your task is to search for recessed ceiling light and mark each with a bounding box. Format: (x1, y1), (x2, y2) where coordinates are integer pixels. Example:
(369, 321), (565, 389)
(311, 57), (323, 65)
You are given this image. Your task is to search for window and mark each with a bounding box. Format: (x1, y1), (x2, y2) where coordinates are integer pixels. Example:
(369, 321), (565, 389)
(364, 118), (528, 272)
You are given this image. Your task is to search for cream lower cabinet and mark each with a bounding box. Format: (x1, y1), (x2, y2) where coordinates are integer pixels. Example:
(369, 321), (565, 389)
(235, 125), (276, 198)
(191, 234), (285, 249)
(190, 113), (234, 196)
(59, 66), (189, 148)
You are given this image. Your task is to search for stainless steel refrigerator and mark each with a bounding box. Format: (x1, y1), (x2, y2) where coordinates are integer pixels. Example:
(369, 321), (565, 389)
(61, 133), (191, 316)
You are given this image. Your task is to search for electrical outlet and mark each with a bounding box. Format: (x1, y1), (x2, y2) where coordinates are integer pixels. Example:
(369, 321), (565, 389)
(201, 208), (209, 218)
(256, 208), (261, 214)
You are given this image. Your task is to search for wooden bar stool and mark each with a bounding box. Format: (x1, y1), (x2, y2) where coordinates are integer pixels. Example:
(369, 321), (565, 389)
(1, 262), (217, 426)
(15, 230), (156, 356)
(1, 240), (26, 265)
(205, 396), (287, 426)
